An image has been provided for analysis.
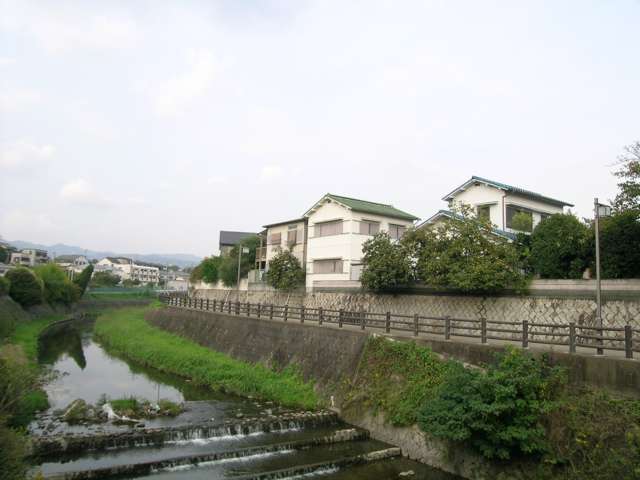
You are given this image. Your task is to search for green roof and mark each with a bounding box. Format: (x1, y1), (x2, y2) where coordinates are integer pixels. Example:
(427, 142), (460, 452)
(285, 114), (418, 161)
(443, 176), (574, 207)
(323, 194), (419, 221)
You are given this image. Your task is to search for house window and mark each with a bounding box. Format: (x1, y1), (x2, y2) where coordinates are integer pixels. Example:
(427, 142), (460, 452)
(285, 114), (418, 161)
(313, 259), (343, 274)
(268, 232), (282, 245)
(359, 220), (380, 236)
(506, 206), (533, 232)
(287, 229), (297, 245)
(477, 205), (491, 222)
(388, 224), (406, 240)
(314, 220), (343, 237)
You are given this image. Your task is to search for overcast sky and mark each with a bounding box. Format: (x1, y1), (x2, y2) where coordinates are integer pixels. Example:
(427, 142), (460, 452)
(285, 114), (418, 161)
(1, 1), (638, 257)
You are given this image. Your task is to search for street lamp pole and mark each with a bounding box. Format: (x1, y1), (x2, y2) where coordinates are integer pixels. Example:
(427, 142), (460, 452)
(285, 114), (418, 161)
(593, 197), (611, 355)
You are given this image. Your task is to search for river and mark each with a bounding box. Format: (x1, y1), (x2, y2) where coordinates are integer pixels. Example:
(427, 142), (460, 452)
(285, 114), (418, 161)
(29, 316), (461, 480)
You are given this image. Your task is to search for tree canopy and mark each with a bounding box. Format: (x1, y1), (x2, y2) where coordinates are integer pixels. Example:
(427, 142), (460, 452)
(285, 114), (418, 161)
(5, 268), (43, 307)
(360, 232), (413, 292)
(219, 235), (260, 287)
(34, 264), (80, 306)
(598, 210), (640, 279)
(73, 264), (94, 296)
(265, 249), (305, 291)
(612, 141), (640, 212)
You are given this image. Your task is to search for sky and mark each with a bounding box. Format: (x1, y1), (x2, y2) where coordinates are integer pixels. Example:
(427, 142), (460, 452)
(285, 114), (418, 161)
(1, 0), (639, 257)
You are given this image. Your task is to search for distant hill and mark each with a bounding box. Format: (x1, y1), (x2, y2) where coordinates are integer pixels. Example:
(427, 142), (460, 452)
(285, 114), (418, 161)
(7, 240), (202, 268)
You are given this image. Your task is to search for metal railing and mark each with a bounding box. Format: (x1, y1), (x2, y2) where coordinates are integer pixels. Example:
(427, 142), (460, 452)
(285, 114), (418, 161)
(160, 295), (637, 359)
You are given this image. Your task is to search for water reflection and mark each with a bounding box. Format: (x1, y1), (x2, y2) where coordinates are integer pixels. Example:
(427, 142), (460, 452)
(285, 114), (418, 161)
(38, 328), (87, 369)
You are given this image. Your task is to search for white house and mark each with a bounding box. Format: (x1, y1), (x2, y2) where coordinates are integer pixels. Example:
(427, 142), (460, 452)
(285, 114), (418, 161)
(303, 194), (419, 290)
(54, 255), (90, 275)
(420, 176), (573, 236)
(10, 249), (49, 267)
(260, 218), (307, 273)
(95, 257), (160, 285)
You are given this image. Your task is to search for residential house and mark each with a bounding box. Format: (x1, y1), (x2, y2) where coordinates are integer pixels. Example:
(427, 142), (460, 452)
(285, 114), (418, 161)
(9, 248), (49, 267)
(260, 218), (307, 272)
(219, 231), (256, 256)
(95, 257), (160, 285)
(303, 194), (419, 290)
(54, 254), (90, 275)
(421, 176), (573, 235)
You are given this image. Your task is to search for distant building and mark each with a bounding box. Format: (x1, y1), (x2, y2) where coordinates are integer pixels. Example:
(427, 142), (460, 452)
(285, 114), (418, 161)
(54, 254), (90, 275)
(9, 249), (49, 267)
(219, 231), (256, 256)
(95, 257), (160, 284)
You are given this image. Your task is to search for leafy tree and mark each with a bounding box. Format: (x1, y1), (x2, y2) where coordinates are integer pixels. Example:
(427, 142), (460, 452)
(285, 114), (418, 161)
(219, 235), (260, 287)
(266, 249), (305, 291)
(360, 232), (413, 292)
(530, 214), (591, 279)
(73, 264), (94, 296)
(419, 348), (565, 460)
(0, 246), (9, 264)
(191, 256), (222, 285)
(511, 211), (533, 232)
(90, 271), (121, 287)
(612, 141), (640, 212)
(417, 208), (527, 294)
(598, 210), (640, 278)
(34, 264), (80, 306)
(5, 268), (43, 307)
(189, 264), (203, 283)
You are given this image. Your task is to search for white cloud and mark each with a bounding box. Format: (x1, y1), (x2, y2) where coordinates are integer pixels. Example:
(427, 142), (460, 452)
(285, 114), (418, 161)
(0, 88), (41, 112)
(0, 140), (55, 172)
(0, 57), (16, 67)
(259, 164), (283, 182)
(59, 178), (110, 207)
(1, 5), (138, 54)
(151, 49), (216, 116)
(206, 175), (228, 185)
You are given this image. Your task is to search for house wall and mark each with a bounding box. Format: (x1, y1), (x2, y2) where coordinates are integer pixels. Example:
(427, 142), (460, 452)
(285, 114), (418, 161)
(265, 221), (306, 267)
(305, 201), (414, 289)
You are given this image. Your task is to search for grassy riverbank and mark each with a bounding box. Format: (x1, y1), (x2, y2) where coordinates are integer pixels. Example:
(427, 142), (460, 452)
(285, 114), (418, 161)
(94, 306), (319, 409)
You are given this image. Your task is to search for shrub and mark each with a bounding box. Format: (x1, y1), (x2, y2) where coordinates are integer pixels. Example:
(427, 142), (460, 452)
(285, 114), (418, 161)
(0, 424), (27, 480)
(0, 276), (9, 296)
(266, 249), (305, 291)
(530, 214), (591, 279)
(419, 348), (565, 460)
(73, 264), (94, 296)
(90, 271), (121, 287)
(360, 233), (413, 292)
(34, 264), (80, 306)
(417, 208), (527, 294)
(5, 268), (43, 307)
(598, 210), (640, 279)
(511, 211), (533, 232)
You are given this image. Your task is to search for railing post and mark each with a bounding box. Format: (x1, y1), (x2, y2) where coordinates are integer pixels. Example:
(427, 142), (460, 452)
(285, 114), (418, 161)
(414, 314), (419, 337)
(339, 309), (344, 328)
(206, 299), (210, 311)
(228, 300), (231, 314)
(200, 298), (204, 310)
(257, 303), (262, 318)
(269, 304), (274, 320)
(284, 305), (288, 322)
(236, 301), (240, 315)
(300, 306), (305, 323)
(481, 318), (487, 344)
(361, 311), (366, 330)
(569, 323), (576, 353)
(625, 325), (633, 359)
(522, 320), (529, 349)
(385, 312), (391, 333)
(445, 316), (451, 340)
(318, 307), (324, 325)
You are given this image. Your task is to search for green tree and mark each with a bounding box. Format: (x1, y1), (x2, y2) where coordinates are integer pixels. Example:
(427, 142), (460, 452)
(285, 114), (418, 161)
(0, 276), (9, 296)
(34, 264), (80, 306)
(5, 268), (43, 307)
(612, 141), (640, 212)
(90, 271), (121, 287)
(191, 256), (222, 285)
(360, 232), (413, 292)
(511, 211), (533, 232)
(530, 214), (591, 279)
(417, 208), (527, 294)
(266, 249), (305, 291)
(0, 246), (9, 264)
(598, 210), (640, 278)
(73, 264), (94, 296)
(219, 235), (260, 287)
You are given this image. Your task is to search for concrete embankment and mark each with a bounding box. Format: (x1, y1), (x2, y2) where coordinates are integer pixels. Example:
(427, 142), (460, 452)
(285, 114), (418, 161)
(147, 306), (640, 479)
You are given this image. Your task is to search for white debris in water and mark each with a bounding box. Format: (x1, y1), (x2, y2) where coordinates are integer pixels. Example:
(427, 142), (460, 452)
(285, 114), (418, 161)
(278, 467), (340, 479)
(154, 450), (294, 472)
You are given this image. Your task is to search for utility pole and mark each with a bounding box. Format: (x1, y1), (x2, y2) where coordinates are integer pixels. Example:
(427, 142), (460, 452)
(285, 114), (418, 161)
(236, 245), (249, 300)
(593, 198), (611, 356)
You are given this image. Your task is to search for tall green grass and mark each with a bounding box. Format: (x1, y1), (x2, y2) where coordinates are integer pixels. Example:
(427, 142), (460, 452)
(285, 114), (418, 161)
(9, 313), (65, 361)
(94, 306), (319, 409)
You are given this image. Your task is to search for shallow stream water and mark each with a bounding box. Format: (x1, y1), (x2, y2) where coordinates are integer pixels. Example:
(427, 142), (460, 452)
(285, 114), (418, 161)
(30, 316), (461, 480)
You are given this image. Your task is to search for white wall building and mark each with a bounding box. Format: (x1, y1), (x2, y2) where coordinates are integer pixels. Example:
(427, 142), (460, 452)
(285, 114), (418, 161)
(303, 194), (419, 290)
(420, 176), (573, 236)
(261, 218), (307, 272)
(54, 255), (90, 275)
(10, 249), (49, 267)
(95, 257), (160, 285)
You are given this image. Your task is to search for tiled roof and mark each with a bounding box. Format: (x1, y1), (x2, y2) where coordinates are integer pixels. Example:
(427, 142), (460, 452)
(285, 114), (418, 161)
(54, 254), (84, 263)
(443, 176), (574, 207)
(320, 194), (419, 221)
(418, 210), (517, 241)
(262, 218), (306, 229)
(219, 231), (256, 247)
